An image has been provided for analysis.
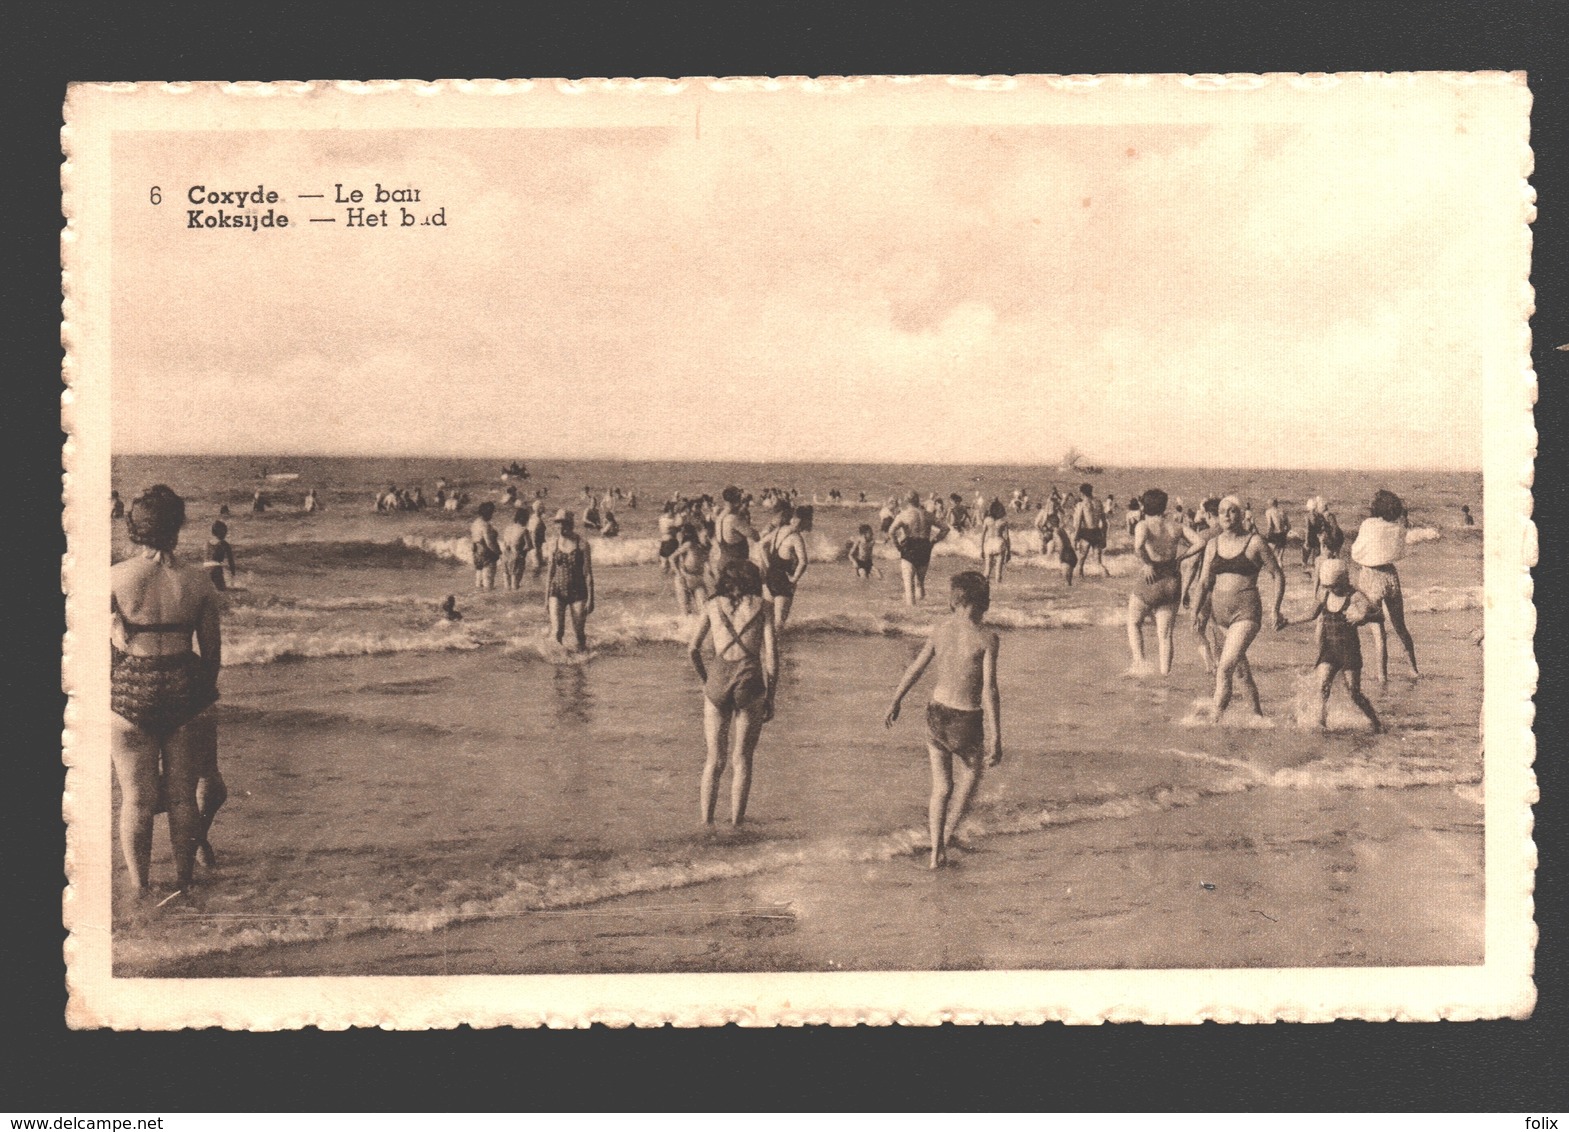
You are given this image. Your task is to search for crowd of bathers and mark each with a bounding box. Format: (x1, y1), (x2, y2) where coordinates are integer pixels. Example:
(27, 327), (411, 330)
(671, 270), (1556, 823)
(109, 471), (1469, 898)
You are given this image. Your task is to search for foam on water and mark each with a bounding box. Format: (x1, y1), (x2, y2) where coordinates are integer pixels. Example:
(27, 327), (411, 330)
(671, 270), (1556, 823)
(115, 731), (1476, 970)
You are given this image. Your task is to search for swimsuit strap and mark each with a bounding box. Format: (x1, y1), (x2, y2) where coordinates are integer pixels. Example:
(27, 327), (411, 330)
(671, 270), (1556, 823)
(713, 601), (763, 661)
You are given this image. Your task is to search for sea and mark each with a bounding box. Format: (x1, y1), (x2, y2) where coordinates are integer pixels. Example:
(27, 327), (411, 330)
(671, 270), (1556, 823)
(107, 456), (1485, 972)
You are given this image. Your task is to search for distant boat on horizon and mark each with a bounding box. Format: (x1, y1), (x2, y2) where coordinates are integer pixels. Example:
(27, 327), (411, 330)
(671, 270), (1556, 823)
(1058, 447), (1104, 476)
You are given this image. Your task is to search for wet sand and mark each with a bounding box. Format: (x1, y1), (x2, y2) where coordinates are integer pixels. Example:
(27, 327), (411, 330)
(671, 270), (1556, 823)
(154, 782), (1482, 977)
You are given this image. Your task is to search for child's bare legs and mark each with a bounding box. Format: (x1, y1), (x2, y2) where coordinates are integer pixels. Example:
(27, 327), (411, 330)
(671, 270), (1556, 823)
(110, 715), (160, 892)
(160, 711), (209, 891)
(1210, 619), (1262, 718)
(1314, 661), (1336, 729)
(1342, 668), (1383, 732)
(1366, 621), (1389, 685)
(727, 705), (765, 825)
(1383, 590), (1420, 677)
(700, 700), (731, 824)
(1154, 604), (1176, 675)
(196, 768), (226, 867)
(189, 712), (223, 867)
(926, 743), (953, 869)
(700, 700), (763, 825)
(944, 756), (983, 850)
(674, 573), (692, 614)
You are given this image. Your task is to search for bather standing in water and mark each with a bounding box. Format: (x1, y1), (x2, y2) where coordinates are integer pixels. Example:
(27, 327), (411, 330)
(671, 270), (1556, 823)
(110, 485), (225, 898)
(1190, 495), (1286, 720)
(688, 559), (778, 826)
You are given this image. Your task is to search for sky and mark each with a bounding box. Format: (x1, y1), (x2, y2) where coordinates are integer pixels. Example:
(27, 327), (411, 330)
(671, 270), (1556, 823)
(110, 89), (1517, 469)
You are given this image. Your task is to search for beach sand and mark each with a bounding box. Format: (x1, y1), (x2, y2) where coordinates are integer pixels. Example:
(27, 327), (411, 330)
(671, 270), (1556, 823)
(155, 782), (1481, 977)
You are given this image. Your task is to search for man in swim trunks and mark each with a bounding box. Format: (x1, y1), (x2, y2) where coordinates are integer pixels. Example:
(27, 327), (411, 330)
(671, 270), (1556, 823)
(1263, 498), (1291, 555)
(1071, 483), (1108, 578)
(657, 502), (682, 573)
(885, 571), (1002, 869)
(889, 491), (950, 605)
(470, 502), (501, 591)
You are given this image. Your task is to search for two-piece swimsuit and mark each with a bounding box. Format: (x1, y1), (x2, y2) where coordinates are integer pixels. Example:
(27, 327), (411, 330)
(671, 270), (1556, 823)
(704, 599), (768, 712)
(1209, 538), (1264, 628)
(111, 595), (218, 740)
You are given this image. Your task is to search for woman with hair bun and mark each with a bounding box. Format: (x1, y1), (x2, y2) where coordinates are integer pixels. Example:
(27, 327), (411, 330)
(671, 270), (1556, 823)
(111, 485), (224, 898)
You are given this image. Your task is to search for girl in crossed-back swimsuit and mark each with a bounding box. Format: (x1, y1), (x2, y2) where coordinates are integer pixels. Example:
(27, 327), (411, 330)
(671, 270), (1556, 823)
(687, 559), (778, 827)
(111, 485), (226, 898)
(1191, 495), (1286, 721)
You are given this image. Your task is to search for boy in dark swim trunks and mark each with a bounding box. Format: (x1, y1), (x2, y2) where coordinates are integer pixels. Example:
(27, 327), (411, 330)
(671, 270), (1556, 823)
(1288, 558), (1383, 733)
(885, 571), (1003, 869)
(848, 523), (878, 580)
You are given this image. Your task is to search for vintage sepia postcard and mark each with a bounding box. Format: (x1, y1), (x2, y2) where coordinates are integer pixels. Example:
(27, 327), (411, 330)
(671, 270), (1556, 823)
(62, 74), (1537, 1029)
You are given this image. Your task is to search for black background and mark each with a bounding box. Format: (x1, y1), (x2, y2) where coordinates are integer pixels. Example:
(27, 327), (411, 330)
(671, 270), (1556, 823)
(5, 0), (1565, 1111)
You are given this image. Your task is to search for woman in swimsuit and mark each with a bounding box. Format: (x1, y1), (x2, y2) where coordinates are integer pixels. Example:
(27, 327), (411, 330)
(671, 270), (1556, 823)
(714, 485), (757, 568)
(1191, 495), (1287, 720)
(758, 499), (809, 628)
(544, 509), (595, 651)
(980, 498), (1011, 584)
(111, 485), (224, 898)
(687, 559), (778, 826)
(1126, 488), (1198, 676)
(1350, 488), (1420, 683)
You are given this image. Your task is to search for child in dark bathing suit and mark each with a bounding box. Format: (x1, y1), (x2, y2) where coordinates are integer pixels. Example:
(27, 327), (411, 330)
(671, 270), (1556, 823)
(885, 571), (1003, 869)
(1287, 559), (1383, 732)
